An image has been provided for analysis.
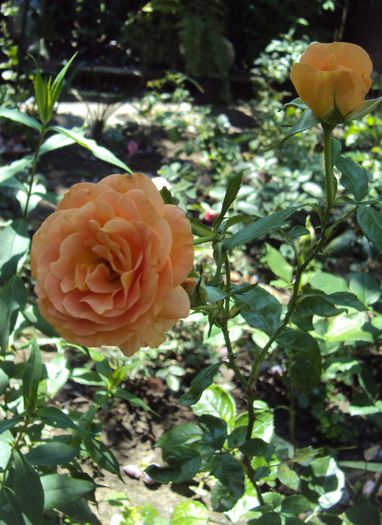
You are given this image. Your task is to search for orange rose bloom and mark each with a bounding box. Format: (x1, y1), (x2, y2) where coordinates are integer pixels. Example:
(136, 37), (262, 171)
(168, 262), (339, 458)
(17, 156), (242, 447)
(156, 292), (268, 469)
(290, 42), (372, 119)
(30, 173), (194, 356)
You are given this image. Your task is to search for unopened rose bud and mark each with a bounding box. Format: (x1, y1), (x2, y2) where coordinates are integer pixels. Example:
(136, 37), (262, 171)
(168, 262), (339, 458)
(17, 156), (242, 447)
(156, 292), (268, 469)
(182, 277), (197, 297)
(290, 42), (372, 121)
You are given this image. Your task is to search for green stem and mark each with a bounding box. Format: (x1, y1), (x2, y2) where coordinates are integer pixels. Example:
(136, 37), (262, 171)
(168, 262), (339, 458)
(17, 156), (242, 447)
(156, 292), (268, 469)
(242, 456), (265, 506)
(221, 322), (248, 389)
(322, 124), (336, 216)
(193, 234), (219, 246)
(221, 253), (248, 389)
(244, 125), (338, 439)
(23, 126), (47, 218)
(288, 356), (296, 450)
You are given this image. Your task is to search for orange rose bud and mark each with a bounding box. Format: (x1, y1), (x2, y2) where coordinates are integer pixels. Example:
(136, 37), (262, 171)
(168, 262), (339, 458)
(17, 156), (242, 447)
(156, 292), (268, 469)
(182, 278), (197, 297)
(30, 173), (194, 356)
(290, 42), (372, 119)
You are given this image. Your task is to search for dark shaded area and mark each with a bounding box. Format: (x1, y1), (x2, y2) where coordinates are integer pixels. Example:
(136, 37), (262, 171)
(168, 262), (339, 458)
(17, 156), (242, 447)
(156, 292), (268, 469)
(3, 0), (382, 101)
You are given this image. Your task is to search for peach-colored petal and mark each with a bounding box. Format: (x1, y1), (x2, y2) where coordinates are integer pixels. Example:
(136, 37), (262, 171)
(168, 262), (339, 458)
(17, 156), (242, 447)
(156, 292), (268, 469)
(290, 41), (372, 119)
(301, 42), (372, 78)
(101, 173), (165, 215)
(164, 205), (194, 285)
(30, 172), (194, 355)
(159, 286), (190, 319)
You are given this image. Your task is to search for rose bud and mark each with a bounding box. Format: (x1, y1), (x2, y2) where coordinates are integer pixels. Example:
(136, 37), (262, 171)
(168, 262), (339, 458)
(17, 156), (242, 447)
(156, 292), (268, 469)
(290, 42), (372, 120)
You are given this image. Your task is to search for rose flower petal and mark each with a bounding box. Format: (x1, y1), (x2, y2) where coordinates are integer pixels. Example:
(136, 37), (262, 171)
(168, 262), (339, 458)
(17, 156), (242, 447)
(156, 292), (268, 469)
(290, 41), (372, 119)
(30, 173), (194, 356)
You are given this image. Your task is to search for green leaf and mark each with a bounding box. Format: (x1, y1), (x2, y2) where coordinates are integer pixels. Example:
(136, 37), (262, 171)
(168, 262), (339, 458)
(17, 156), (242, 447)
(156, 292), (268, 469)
(160, 186), (174, 205)
(50, 53), (78, 107)
(255, 513), (282, 525)
(157, 423), (203, 464)
(225, 207), (298, 249)
(211, 479), (243, 513)
(327, 292), (367, 311)
(0, 276), (27, 352)
(0, 487), (25, 525)
(358, 365), (378, 401)
(146, 456), (202, 484)
(252, 409), (274, 442)
(39, 133), (76, 156)
(239, 438), (269, 457)
(277, 463), (300, 491)
(199, 415), (227, 450)
(84, 436), (121, 476)
(293, 294), (343, 324)
(212, 454), (245, 508)
(33, 66), (49, 124)
(23, 338), (43, 413)
(331, 138), (342, 166)
(51, 126), (133, 173)
(204, 286), (228, 302)
(227, 426), (247, 449)
(192, 385), (236, 432)
(271, 109), (319, 148)
(293, 291), (366, 327)
(325, 313), (373, 343)
(219, 173), (242, 220)
(171, 500), (208, 525)
(117, 502), (167, 525)
(310, 272), (347, 294)
(14, 451), (44, 523)
(339, 461), (382, 473)
(0, 107), (42, 132)
(0, 416), (22, 435)
(309, 456), (345, 509)
(344, 497), (380, 525)
(0, 430), (13, 470)
(115, 387), (151, 411)
(283, 97), (306, 110)
(236, 285), (282, 335)
(348, 401), (382, 416)
(179, 363), (220, 406)
(0, 156), (32, 184)
(0, 219), (29, 280)
(37, 406), (77, 430)
(347, 96), (382, 121)
(265, 244), (293, 282)
(235, 403), (274, 443)
(189, 219), (213, 238)
(41, 474), (95, 510)
(357, 206), (382, 252)
(349, 272), (381, 306)
(56, 498), (101, 525)
(281, 495), (312, 515)
(26, 442), (78, 467)
(277, 329), (321, 392)
(71, 367), (103, 386)
(95, 358), (113, 383)
(336, 156), (368, 201)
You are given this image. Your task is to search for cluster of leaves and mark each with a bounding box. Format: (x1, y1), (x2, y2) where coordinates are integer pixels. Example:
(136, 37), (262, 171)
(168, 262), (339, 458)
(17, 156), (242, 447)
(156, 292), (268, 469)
(139, 384), (380, 524)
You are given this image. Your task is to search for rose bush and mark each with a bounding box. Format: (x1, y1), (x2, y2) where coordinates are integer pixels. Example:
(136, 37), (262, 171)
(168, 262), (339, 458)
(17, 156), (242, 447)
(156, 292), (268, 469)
(30, 173), (194, 355)
(290, 41), (372, 119)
